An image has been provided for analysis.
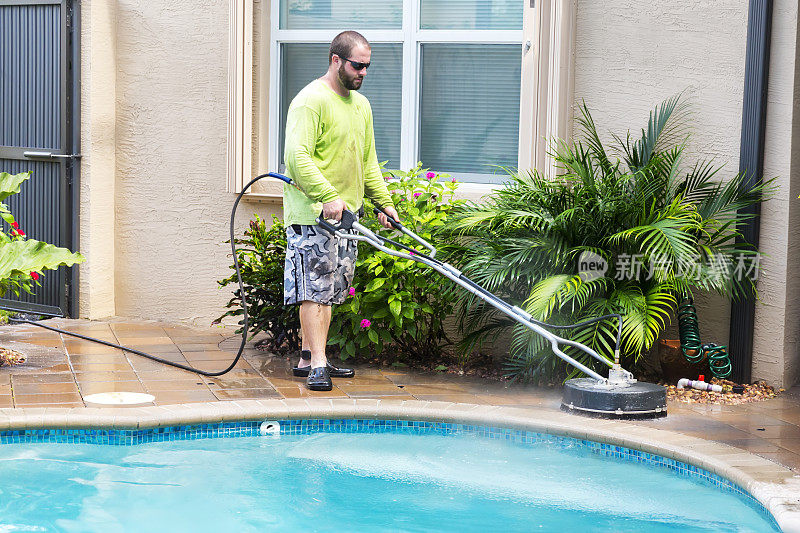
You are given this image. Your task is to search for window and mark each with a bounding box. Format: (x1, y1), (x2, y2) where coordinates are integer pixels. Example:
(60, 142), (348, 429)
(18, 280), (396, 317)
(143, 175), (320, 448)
(269, 0), (523, 183)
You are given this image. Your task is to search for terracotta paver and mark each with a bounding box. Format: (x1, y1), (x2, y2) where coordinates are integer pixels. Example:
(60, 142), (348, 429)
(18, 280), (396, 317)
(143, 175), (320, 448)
(0, 317), (798, 477)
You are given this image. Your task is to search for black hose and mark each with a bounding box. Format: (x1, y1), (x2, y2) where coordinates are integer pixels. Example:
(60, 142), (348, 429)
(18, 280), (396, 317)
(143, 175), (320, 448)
(9, 172), (292, 377)
(9, 170), (622, 375)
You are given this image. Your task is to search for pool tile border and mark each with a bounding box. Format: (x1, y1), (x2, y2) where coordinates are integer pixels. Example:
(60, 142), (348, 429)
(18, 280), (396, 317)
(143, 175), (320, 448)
(0, 399), (798, 532)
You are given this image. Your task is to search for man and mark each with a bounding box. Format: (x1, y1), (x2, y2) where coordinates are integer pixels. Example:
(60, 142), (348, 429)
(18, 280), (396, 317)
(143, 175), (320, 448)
(283, 30), (400, 391)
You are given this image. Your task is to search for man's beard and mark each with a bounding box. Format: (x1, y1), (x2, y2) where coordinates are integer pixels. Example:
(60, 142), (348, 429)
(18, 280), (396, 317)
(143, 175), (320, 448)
(338, 64), (363, 91)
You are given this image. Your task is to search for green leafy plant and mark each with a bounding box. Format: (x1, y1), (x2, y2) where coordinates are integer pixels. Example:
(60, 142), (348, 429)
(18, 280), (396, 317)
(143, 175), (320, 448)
(327, 163), (463, 362)
(0, 171), (84, 298)
(445, 96), (769, 382)
(215, 215), (301, 353)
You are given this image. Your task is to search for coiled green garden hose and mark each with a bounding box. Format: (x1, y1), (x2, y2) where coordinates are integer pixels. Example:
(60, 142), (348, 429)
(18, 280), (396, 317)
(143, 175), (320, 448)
(676, 297), (732, 379)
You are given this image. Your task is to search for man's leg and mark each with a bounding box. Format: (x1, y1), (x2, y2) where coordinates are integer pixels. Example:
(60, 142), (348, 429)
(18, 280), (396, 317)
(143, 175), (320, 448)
(299, 301), (331, 369)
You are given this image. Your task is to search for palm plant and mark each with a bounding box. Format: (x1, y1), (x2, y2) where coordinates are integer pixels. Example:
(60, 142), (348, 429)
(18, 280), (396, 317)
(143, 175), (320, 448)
(444, 96), (768, 382)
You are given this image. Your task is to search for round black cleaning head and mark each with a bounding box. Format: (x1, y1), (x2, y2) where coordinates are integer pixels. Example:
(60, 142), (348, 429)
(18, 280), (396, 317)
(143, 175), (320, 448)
(561, 378), (667, 419)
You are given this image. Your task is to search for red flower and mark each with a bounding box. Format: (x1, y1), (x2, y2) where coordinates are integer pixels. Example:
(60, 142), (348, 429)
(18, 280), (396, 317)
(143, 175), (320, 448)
(11, 222), (19, 229)
(30, 272), (39, 280)
(17, 229), (25, 237)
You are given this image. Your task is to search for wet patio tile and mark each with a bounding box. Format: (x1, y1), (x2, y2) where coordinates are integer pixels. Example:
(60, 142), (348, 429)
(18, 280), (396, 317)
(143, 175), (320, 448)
(398, 384), (469, 395)
(127, 358), (188, 372)
(109, 325), (167, 335)
(333, 375), (397, 387)
(410, 393), (484, 403)
(275, 385), (348, 398)
(769, 438), (800, 454)
(75, 371), (140, 383)
(264, 377), (305, 388)
(79, 381), (147, 395)
(175, 343), (224, 352)
(754, 450), (800, 472)
(337, 385), (407, 396)
(142, 380), (210, 392)
(68, 353), (131, 364)
(133, 370), (202, 381)
(212, 388), (281, 400)
(71, 362), (134, 373)
(186, 360), (254, 372)
(114, 337), (175, 346)
(350, 394), (417, 400)
(677, 426), (755, 440)
(64, 343), (125, 355)
(206, 377), (272, 389)
(718, 438), (785, 454)
(10, 373), (74, 384)
(151, 390), (218, 405)
(14, 402), (85, 409)
(17, 339), (64, 349)
(747, 425), (800, 439)
(182, 351), (240, 362)
(36, 364), (72, 373)
(12, 382), (80, 395)
(14, 392), (83, 405)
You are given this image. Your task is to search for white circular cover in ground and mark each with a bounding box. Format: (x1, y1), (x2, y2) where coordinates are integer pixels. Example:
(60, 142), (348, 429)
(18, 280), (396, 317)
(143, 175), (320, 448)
(83, 392), (155, 405)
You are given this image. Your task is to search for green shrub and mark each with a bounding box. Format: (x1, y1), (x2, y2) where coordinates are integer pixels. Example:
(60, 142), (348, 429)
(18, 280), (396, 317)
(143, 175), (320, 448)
(219, 165), (463, 364)
(1, 172), (84, 297)
(327, 163), (463, 362)
(215, 215), (301, 353)
(445, 96), (769, 382)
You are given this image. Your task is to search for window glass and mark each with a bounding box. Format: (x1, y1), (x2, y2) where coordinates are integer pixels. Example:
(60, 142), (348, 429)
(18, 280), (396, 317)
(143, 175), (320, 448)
(419, 44), (520, 182)
(420, 0), (523, 30)
(279, 0), (402, 30)
(280, 43), (403, 169)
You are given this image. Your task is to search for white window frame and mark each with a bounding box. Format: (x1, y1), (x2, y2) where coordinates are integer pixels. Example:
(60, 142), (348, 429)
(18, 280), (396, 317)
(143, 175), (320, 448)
(226, 0), (577, 196)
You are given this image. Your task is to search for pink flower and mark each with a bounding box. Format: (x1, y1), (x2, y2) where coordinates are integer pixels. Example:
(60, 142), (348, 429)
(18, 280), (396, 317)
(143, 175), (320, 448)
(426, 172), (436, 180)
(413, 192), (421, 198)
(451, 178), (457, 183)
(360, 319), (371, 328)
(348, 287), (356, 296)
(409, 250), (416, 256)
(30, 272), (39, 281)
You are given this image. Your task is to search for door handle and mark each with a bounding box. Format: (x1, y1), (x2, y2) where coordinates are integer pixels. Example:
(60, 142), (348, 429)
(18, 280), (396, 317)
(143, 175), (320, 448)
(23, 151), (82, 160)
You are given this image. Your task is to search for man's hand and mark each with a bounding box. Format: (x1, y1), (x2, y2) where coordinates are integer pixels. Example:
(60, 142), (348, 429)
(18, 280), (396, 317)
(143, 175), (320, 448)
(377, 206), (401, 229)
(322, 198), (346, 221)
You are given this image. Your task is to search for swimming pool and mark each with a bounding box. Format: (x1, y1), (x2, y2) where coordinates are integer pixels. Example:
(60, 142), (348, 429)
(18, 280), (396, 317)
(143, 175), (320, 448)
(0, 420), (779, 531)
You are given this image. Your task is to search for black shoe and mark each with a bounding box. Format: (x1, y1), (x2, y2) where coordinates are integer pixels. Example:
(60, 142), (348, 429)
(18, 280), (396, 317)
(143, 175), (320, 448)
(306, 367), (333, 391)
(293, 362), (355, 378)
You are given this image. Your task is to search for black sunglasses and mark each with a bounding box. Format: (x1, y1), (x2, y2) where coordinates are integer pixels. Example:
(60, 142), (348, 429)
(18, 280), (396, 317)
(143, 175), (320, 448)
(339, 56), (370, 70)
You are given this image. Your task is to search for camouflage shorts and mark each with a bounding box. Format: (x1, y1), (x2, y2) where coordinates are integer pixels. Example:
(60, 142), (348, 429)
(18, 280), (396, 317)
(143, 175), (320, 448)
(284, 224), (358, 306)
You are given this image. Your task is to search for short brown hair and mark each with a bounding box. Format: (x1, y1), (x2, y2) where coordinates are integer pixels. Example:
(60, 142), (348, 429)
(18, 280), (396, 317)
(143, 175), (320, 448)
(329, 31), (370, 64)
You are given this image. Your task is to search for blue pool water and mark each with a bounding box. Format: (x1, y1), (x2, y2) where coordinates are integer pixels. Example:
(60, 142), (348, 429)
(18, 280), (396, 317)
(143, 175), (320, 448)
(0, 429), (777, 532)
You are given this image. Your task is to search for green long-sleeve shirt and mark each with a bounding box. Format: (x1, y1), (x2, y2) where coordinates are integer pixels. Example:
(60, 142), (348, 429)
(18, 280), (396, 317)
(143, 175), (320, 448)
(283, 79), (393, 225)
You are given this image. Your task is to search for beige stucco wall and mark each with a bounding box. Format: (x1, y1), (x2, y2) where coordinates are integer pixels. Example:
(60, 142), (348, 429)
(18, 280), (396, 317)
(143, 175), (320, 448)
(111, 1), (279, 325)
(574, 1), (799, 387)
(77, 0), (798, 385)
(754, 1), (800, 387)
(574, 0), (747, 350)
(79, 0), (117, 319)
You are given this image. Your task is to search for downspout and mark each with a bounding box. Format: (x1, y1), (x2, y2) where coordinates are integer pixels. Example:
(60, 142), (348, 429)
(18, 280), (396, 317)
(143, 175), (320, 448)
(728, 0), (773, 384)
